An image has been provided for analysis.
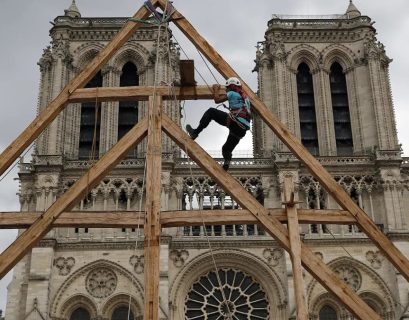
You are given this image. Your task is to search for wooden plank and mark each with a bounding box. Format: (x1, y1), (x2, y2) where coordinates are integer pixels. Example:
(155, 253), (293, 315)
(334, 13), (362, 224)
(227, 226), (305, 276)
(0, 208), (356, 229)
(283, 176), (308, 320)
(160, 0), (409, 285)
(161, 113), (380, 320)
(144, 95), (162, 320)
(0, 1), (157, 177)
(0, 118), (148, 279)
(161, 209), (355, 226)
(68, 85), (221, 103)
(0, 212), (144, 228)
(0, 208), (355, 229)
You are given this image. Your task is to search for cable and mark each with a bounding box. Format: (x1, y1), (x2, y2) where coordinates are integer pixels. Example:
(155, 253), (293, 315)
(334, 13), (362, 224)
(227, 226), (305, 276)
(171, 33), (213, 91)
(0, 143), (34, 183)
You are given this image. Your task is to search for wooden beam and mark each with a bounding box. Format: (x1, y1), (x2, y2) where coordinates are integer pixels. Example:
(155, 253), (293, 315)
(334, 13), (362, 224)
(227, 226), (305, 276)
(161, 113), (380, 320)
(283, 176), (308, 320)
(161, 209), (355, 226)
(0, 119), (148, 279)
(0, 212), (144, 228)
(160, 0), (409, 286)
(0, 1), (157, 177)
(0, 208), (356, 229)
(144, 95), (162, 320)
(68, 85), (220, 103)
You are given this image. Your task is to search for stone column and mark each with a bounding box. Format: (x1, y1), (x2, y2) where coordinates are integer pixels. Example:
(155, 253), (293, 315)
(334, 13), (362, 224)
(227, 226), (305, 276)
(365, 36), (398, 150)
(45, 38), (72, 155)
(253, 47), (274, 156)
(100, 66), (121, 155)
(36, 47), (55, 155)
(270, 50), (289, 153)
(312, 67), (336, 156)
(345, 67), (365, 154)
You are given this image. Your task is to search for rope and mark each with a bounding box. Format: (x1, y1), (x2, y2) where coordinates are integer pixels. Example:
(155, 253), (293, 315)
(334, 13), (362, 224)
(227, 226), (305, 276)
(126, 159), (148, 320)
(171, 34), (214, 91)
(0, 144), (34, 183)
(129, 0), (175, 26)
(180, 101), (233, 320)
(162, 22), (233, 319)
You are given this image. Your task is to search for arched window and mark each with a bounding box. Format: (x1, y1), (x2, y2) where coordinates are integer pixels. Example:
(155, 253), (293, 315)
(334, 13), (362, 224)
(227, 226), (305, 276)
(330, 62), (353, 155)
(118, 62), (139, 157)
(70, 307), (91, 320)
(319, 305), (338, 320)
(79, 71), (103, 159)
(297, 63), (319, 156)
(112, 306), (134, 320)
(185, 268), (269, 319)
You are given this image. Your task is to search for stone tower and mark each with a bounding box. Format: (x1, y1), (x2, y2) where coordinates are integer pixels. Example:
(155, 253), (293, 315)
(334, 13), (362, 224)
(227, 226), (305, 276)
(5, 1), (409, 319)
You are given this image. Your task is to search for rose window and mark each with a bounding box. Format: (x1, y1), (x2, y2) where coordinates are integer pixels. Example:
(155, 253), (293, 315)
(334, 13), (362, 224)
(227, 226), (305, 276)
(334, 265), (361, 291)
(86, 267), (117, 298)
(185, 268), (269, 319)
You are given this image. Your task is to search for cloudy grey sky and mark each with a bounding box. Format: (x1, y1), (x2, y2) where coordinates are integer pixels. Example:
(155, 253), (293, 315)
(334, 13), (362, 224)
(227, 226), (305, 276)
(0, 0), (408, 314)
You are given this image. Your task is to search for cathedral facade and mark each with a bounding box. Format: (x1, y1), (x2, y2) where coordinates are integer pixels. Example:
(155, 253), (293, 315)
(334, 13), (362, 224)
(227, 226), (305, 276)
(5, 1), (409, 319)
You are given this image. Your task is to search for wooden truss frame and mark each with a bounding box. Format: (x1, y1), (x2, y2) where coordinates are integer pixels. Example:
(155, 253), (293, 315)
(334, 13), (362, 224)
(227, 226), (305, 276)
(0, 1), (408, 319)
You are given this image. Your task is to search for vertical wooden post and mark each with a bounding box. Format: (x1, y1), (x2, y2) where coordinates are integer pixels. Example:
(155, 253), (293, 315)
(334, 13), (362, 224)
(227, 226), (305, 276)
(144, 95), (162, 320)
(283, 175), (308, 320)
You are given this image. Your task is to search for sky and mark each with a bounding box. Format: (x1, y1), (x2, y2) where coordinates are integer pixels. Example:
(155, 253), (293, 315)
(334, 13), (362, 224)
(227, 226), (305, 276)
(0, 0), (408, 315)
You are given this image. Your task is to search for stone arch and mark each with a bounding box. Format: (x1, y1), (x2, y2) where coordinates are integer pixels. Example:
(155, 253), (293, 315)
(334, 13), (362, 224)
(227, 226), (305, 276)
(306, 256), (394, 314)
(101, 293), (142, 319)
(50, 259), (144, 317)
(287, 44), (320, 72)
(321, 44), (356, 71)
(73, 42), (105, 71)
(169, 249), (287, 319)
(359, 291), (387, 314)
(111, 43), (150, 73)
(59, 294), (97, 320)
(309, 292), (344, 320)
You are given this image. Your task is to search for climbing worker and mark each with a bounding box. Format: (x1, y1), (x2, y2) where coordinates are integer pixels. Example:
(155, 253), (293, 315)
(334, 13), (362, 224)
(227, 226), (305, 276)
(186, 77), (251, 171)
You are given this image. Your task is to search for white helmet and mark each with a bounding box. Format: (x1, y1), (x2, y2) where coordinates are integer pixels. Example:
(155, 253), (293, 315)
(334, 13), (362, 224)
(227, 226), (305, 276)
(225, 77), (241, 87)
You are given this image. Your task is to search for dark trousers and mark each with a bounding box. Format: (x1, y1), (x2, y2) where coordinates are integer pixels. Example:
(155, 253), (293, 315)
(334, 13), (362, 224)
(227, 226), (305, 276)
(195, 108), (247, 161)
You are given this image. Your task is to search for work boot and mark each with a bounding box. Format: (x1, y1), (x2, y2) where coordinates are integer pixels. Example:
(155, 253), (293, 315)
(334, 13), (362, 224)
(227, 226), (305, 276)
(222, 159), (230, 171)
(186, 124), (198, 140)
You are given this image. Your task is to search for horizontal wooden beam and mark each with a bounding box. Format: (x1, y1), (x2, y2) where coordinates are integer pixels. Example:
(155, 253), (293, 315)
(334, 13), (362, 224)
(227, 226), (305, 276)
(161, 209), (355, 226)
(68, 85), (221, 103)
(0, 209), (355, 229)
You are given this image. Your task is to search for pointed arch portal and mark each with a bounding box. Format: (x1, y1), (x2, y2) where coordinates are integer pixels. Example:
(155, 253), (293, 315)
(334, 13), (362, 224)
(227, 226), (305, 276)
(0, 1), (407, 320)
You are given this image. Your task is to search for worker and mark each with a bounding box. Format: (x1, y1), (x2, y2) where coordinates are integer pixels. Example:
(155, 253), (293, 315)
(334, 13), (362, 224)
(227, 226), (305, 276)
(186, 77), (251, 171)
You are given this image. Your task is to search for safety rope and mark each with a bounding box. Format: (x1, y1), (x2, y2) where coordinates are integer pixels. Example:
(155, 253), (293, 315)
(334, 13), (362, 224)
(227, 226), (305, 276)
(162, 20), (234, 320)
(0, 144), (33, 183)
(172, 33), (253, 138)
(126, 159), (148, 320)
(180, 102), (233, 320)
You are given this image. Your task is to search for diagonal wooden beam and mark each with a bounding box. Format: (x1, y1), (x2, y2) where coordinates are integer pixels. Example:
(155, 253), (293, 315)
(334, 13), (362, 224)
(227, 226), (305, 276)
(159, 0), (409, 284)
(0, 1), (158, 177)
(0, 208), (355, 229)
(161, 114), (380, 320)
(69, 85), (221, 103)
(0, 118), (148, 279)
